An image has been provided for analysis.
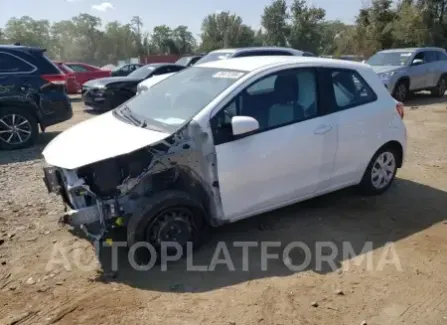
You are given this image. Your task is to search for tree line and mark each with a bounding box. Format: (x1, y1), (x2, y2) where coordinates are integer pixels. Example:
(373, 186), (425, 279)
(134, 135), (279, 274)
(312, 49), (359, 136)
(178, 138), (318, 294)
(0, 0), (446, 66)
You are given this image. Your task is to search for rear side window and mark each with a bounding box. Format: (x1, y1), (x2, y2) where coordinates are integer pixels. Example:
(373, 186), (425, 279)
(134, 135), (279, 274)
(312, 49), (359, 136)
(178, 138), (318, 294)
(436, 51), (447, 61)
(425, 51), (438, 63)
(67, 64), (88, 72)
(329, 69), (377, 111)
(0, 52), (35, 74)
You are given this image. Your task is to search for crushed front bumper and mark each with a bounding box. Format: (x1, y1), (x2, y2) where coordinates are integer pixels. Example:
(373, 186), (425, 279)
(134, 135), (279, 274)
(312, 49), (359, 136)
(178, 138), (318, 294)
(42, 166), (115, 233)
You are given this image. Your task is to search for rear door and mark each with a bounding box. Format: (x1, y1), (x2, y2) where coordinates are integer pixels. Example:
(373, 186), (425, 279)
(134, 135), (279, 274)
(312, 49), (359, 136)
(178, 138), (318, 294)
(0, 51), (36, 101)
(66, 64), (92, 85)
(317, 67), (382, 189)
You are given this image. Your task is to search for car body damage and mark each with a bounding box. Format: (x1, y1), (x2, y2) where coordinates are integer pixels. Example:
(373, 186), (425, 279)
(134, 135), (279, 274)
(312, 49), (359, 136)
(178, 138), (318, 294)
(43, 119), (223, 240)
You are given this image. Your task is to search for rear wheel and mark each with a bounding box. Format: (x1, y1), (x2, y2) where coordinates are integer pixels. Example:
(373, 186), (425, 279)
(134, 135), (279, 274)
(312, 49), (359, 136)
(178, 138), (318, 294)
(359, 147), (398, 195)
(0, 107), (38, 150)
(431, 76), (447, 97)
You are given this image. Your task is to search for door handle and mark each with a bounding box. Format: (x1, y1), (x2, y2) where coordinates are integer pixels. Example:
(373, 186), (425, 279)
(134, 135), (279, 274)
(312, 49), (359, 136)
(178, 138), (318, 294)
(314, 125), (332, 135)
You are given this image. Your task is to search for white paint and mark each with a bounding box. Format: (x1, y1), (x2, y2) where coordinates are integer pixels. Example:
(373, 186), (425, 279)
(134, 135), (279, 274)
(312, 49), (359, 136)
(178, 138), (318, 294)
(42, 111), (170, 169)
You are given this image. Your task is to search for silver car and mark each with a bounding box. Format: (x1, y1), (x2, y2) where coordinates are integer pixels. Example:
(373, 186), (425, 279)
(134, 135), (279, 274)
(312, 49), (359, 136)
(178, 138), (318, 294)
(366, 47), (447, 101)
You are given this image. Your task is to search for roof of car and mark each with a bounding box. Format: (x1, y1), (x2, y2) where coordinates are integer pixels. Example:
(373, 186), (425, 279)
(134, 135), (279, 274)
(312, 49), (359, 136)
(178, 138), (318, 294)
(379, 47), (446, 53)
(197, 56), (368, 73)
(210, 47), (304, 55)
(144, 63), (184, 67)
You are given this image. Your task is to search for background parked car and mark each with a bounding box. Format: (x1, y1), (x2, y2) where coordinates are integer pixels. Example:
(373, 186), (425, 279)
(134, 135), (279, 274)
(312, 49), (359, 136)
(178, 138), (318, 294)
(82, 63), (185, 112)
(0, 45), (72, 150)
(59, 61), (112, 87)
(195, 47), (315, 65)
(175, 55), (204, 67)
(136, 72), (175, 95)
(366, 47), (447, 101)
(111, 63), (144, 77)
(53, 61), (81, 94)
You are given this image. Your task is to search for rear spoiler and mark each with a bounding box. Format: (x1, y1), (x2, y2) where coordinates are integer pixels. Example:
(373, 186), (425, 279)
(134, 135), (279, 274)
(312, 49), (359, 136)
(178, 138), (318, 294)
(13, 42), (47, 54)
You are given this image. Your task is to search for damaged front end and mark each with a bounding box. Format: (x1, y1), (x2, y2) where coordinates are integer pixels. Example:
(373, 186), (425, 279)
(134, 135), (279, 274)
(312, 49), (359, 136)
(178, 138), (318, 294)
(42, 122), (224, 242)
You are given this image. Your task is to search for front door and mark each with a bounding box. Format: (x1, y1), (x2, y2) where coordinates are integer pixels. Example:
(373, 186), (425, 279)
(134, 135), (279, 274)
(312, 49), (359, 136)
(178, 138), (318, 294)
(210, 67), (337, 220)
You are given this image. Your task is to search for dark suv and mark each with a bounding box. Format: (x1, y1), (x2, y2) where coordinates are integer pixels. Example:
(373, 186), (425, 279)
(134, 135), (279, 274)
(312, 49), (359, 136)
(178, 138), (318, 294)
(0, 45), (73, 150)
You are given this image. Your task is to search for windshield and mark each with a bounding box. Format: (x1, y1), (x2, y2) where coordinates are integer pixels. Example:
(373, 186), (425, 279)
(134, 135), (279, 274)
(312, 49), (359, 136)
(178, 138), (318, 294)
(195, 52), (234, 65)
(366, 51), (413, 66)
(128, 65), (155, 79)
(112, 64), (125, 71)
(117, 67), (246, 132)
(175, 57), (191, 66)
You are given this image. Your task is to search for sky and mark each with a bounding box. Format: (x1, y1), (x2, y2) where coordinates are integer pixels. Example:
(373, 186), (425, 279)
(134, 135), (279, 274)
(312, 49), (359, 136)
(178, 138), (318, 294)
(0, 0), (367, 38)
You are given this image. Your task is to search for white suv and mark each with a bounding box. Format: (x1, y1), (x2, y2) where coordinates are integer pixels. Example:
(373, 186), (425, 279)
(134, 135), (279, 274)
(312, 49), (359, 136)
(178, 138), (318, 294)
(42, 56), (406, 259)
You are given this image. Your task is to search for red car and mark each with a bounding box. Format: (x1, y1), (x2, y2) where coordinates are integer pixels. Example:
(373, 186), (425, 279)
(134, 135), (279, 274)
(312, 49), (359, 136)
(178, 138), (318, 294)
(62, 62), (112, 86)
(53, 62), (81, 94)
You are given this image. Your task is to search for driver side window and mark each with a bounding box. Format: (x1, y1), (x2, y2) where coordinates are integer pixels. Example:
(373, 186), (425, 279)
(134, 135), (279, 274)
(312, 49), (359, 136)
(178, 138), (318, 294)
(211, 68), (318, 145)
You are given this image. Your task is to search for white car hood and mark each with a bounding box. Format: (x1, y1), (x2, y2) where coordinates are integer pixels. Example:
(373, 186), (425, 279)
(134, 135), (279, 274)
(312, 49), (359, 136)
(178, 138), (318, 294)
(42, 111), (170, 170)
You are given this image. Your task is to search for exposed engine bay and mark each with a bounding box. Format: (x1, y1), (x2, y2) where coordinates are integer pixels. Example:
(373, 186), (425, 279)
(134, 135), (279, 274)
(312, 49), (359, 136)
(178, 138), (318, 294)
(43, 121), (224, 240)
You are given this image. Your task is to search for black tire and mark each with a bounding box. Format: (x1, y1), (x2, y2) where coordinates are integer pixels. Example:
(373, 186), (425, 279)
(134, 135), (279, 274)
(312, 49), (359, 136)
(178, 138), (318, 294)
(0, 106), (38, 150)
(431, 75), (447, 97)
(358, 146), (399, 196)
(392, 80), (409, 102)
(127, 190), (209, 266)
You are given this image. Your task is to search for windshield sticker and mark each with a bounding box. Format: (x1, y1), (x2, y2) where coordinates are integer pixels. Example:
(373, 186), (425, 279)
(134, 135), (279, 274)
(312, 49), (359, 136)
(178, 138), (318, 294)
(400, 53), (412, 57)
(213, 71), (244, 79)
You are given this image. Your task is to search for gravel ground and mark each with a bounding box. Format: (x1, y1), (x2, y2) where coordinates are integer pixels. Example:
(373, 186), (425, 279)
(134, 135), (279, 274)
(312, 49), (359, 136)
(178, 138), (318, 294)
(0, 94), (447, 325)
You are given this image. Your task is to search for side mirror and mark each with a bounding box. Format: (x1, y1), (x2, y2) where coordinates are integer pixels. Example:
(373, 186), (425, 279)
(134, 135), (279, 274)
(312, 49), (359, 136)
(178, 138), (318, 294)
(231, 116), (259, 136)
(412, 59), (423, 66)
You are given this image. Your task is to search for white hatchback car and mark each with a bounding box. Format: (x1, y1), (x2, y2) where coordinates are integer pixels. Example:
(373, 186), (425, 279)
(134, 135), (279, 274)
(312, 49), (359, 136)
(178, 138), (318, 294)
(42, 56), (406, 255)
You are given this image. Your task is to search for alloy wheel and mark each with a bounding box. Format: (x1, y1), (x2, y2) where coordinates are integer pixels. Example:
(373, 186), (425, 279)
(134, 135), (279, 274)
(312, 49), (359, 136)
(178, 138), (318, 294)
(439, 78), (447, 96)
(0, 114), (33, 145)
(371, 151), (396, 190)
(395, 84), (407, 102)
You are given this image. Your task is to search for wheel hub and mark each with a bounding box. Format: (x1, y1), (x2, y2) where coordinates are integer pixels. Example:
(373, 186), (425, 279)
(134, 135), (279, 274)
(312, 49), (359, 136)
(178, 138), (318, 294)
(146, 209), (194, 247)
(371, 151), (396, 189)
(0, 114), (32, 144)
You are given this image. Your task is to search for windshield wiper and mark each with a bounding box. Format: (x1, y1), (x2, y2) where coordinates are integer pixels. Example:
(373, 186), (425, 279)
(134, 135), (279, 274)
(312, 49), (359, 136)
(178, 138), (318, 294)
(117, 105), (146, 127)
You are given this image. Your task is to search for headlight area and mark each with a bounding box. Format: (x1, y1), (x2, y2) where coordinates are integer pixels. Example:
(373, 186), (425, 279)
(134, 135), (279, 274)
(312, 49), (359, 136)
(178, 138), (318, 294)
(43, 165), (123, 239)
(42, 148), (162, 240)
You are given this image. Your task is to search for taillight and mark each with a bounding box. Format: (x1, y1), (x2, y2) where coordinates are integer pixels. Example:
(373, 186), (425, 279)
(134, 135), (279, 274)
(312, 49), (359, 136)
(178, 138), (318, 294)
(396, 102), (404, 119)
(41, 73), (67, 85)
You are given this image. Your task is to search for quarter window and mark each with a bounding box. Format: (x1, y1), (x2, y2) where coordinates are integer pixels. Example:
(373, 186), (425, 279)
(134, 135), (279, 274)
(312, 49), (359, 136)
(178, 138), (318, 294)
(436, 51), (447, 61)
(0, 53), (34, 73)
(330, 69), (377, 111)
(211, 68), (318, 145)
(67, 64), (88, 72)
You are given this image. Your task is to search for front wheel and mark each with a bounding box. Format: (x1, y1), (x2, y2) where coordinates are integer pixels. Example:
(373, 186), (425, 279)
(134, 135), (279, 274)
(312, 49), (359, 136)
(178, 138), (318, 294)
(431, 76), (447, 97)
(127, 190), (209, 266)
(359, 148), (398, 195)
(393, 80), (409, 102)
(0, 107), (38, 150)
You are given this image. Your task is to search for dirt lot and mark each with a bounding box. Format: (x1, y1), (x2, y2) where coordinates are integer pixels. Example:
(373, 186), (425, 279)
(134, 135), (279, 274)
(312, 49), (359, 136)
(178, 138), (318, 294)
(0, 94), (446, 325)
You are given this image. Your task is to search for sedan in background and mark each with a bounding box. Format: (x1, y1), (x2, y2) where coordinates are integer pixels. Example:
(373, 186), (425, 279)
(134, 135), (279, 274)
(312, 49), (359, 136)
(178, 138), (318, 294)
(195, 47), (314, 65)
(82, 63), (185, 112)
(175, 55), (204, 67)
(62, 61), (112, 86)
(111, 63), (144, 77)
(54, 61), (81, 94)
